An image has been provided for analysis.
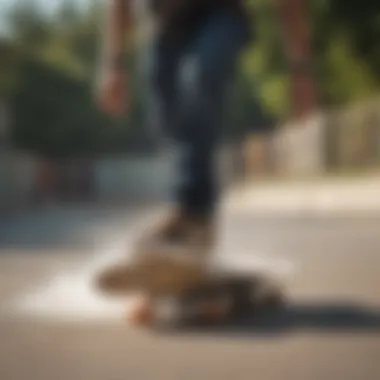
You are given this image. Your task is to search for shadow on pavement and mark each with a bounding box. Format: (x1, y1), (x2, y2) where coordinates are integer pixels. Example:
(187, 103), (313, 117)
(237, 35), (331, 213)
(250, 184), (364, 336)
(0, 205), (140, 251)
(173, 302), (380, 338)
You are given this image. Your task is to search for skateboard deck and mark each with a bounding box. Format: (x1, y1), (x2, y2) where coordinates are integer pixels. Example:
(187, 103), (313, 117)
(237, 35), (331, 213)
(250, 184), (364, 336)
(129, 274), (284, 329)
(95, 229), (217, 295)
(95, 250), (285, 328)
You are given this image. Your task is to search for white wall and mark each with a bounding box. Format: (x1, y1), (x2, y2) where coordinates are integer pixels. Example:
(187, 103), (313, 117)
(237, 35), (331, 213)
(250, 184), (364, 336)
(93, 150), (177, 203)
(273, 113), (326, 175)
(93, 145), (238, 204)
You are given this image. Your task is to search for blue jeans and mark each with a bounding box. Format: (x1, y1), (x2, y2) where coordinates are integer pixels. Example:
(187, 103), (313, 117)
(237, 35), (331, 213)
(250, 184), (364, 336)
(152, 9), (248, 217)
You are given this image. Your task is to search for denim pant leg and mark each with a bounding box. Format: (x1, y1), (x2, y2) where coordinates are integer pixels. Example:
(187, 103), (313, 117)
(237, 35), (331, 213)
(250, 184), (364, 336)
(175, 11), (248, 217)
(152, 11), (248, 217)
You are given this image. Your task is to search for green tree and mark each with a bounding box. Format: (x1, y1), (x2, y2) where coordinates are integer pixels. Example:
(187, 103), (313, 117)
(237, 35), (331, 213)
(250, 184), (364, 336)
(4, 0), (380, 157)
(6, 0), (148, 157)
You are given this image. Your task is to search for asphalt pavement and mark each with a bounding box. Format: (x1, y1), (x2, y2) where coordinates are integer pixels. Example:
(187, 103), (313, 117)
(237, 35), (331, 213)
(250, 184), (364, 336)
(0, 200), (380, 380)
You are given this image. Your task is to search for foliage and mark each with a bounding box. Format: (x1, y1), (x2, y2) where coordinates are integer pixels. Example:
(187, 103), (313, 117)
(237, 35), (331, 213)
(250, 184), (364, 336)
(2, 0), (380, 157)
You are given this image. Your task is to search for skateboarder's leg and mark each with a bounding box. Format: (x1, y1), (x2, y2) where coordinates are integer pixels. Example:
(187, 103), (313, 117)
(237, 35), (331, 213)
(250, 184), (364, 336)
(147, 38), (204, 245)
(146, 10), (248, 250)
(152, 37), (182, 139)
(175, 10), (248, 221)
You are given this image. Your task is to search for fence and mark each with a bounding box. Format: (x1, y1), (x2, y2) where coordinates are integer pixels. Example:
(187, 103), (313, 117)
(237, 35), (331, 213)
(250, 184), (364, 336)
(1, 98), (380, 214)
(242, 97), (380, 177)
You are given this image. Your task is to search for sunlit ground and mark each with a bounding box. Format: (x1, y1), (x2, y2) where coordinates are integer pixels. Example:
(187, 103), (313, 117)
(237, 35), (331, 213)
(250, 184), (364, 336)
(0, 180), (380, 380)
(6, 199), (295, 324)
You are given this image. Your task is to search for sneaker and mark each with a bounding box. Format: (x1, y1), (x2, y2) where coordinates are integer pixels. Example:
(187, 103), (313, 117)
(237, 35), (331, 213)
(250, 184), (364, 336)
(103, 209), (216, 295)
(140, 208), (215, 250)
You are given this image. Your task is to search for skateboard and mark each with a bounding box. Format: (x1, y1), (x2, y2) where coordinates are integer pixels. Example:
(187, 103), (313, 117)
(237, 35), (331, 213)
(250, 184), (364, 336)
(95, 250), (285, 328)
(130, 274), (284, 329)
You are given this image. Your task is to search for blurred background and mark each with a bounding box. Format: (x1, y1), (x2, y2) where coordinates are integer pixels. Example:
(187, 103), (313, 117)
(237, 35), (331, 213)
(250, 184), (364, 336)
(1, 0), (380, 210)
(1, 2), (380, 380)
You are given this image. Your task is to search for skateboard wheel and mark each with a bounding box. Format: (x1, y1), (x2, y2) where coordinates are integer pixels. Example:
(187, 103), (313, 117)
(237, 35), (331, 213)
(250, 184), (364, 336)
(127, 298), (153, 326)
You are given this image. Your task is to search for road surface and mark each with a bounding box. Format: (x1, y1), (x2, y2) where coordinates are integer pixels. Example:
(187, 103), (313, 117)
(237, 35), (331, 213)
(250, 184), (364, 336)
(0, 203), (379, 380)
